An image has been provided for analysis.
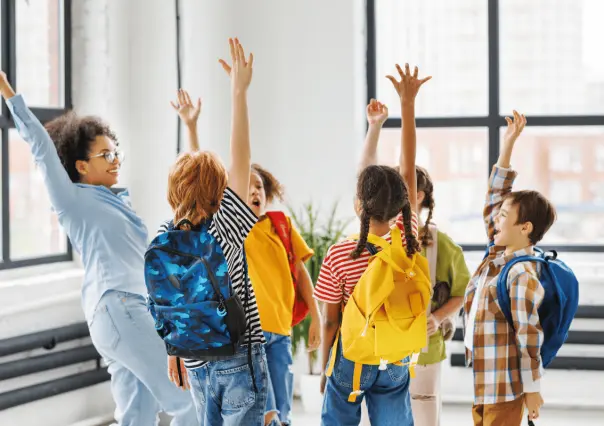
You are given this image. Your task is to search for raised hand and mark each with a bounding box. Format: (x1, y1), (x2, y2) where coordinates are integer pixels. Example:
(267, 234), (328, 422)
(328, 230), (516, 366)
(503, 110), (527, 147)
(498, 110), (526, 168)
(366, 99), (389, 126)
(218, 38), (254, 94)
(170, 89), (202, 127)
(386, 64), (431, 103)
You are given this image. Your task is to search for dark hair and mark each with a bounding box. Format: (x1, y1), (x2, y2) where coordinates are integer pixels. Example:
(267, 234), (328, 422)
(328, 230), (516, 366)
(504, 190), (557, 244)
(251, 163), (284, 203)
(416, 166), (435, 247)
(350, 165), (421, 259)
(44, 111), (117, 183)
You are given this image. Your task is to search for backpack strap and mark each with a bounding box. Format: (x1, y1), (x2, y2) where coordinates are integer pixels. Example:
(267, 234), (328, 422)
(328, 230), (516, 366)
(241, 248), (258, 394)
(265, 211), (297, 284)
(426, 225), (438, 288)
(324, 330), (364, 403)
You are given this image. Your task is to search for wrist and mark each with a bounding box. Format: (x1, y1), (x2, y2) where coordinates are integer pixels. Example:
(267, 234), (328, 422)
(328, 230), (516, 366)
(232, 88), (248, 99)
(400, 98), (416, 108)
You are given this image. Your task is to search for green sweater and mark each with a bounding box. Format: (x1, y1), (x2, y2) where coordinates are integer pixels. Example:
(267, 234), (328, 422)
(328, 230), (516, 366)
(418, 228), (471, 365)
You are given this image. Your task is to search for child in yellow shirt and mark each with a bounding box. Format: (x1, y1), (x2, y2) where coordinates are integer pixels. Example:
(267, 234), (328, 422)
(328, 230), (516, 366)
(245, 164), (321, 426)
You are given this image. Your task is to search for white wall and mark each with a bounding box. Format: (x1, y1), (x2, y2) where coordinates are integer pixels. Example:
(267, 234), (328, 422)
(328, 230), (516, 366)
(126, 0), (367, 233)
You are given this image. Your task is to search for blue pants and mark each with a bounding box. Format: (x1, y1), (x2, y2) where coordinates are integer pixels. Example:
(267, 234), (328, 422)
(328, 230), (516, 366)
(321, 343), (414, 426)
(264, 331), (294, 425)
(187, 343), (269, 426)
(88, 291), (197, 426)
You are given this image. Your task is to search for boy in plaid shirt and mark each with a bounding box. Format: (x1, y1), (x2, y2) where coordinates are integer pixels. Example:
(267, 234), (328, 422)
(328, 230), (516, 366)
(463, 111), (557, 426)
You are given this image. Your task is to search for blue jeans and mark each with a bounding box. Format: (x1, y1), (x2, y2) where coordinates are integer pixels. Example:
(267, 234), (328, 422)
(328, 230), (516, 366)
(88, 291), (197, 426)
(321, 343), (414, 426)
(187, 343), (269, 426)
(264, 331), (294, 425)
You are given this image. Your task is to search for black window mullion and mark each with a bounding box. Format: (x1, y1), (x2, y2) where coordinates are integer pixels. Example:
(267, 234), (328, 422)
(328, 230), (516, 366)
(487, 0), (500, 172)
(1, 0), (17, 265)
(63, 0), (72, 110)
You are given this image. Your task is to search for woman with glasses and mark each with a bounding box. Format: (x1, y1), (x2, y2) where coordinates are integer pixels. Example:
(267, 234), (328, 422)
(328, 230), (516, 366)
(0, 71), (197, 426)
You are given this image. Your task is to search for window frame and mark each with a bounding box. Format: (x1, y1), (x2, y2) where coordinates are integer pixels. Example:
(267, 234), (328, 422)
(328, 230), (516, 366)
(366, 0), (604, 252)
(0, 0), (72, 269)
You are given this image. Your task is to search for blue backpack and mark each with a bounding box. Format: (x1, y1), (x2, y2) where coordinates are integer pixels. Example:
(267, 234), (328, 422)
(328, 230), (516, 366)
(144, 219), (248, 361)
(488, 246), (579, 367)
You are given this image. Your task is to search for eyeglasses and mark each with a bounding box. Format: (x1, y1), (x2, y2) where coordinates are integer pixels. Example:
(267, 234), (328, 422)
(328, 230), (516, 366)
(88, 149), (125, 164)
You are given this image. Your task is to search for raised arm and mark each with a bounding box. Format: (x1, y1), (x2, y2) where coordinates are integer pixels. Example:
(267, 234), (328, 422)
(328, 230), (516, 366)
(484, 111), (525, 241)
(386, 64), (431, 214)
(358, 99), (388, 172)
(219, 38), (254, 201)
(0, 71), (77, 215)
(170, 89), (202, 151)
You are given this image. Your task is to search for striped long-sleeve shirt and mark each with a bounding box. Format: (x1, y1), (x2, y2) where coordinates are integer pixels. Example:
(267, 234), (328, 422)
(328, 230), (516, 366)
(463, 166), (545, 405)
(157, 187), (265, 369)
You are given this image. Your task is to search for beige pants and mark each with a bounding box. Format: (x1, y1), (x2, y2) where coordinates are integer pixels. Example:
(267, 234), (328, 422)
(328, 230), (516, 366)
(360, 362), (442, 426)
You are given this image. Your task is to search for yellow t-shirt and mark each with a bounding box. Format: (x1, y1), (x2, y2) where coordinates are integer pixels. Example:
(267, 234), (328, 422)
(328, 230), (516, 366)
(245, 215), (314, 336)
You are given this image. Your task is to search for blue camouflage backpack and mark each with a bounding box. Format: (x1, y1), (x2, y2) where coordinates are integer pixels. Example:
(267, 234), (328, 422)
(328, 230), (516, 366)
(486, 245), (579, 367)
(144, 219), (247, 361)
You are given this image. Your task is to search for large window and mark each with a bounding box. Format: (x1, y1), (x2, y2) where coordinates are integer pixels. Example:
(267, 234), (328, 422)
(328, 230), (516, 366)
(368, 0), (604, 250)
(1, 0), (72, 269)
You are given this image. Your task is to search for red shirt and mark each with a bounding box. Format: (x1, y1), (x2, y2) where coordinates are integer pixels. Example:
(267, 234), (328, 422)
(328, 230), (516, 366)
(313, 212), (419, 305)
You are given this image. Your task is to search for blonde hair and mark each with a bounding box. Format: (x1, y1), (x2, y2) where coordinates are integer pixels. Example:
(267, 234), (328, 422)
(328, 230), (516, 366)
(167, 151), (228, 229)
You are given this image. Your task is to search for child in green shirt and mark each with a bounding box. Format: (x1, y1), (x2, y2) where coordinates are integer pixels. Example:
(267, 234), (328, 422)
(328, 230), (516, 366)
(411, 166), (471, 426)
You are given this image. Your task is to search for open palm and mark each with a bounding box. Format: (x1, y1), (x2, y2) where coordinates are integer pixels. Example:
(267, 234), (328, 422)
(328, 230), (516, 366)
(170, 89), (202, 126)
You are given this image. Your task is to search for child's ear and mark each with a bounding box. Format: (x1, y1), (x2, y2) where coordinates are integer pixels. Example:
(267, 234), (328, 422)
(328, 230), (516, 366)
(75, 159), (88, 176)
(522, 221), (534, 239)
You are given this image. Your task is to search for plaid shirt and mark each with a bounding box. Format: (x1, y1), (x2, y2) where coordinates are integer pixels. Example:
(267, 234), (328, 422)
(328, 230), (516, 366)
(463, 166), (545, 405)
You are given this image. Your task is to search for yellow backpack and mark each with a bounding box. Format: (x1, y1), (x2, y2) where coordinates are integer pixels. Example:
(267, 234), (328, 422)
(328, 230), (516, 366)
(325, 226), (431, 402)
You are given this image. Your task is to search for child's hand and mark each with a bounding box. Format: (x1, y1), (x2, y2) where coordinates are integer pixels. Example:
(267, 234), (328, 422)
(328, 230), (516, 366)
(426, 314), (442, 336)
(307, 318), (322, 352)
(524, 391), (544, 421)
(0, 71), (15, 99)
(502, 110), (527, 148)
(219, 38), (254, 95)
(167, 355), (190, 391)
(366, 99), (389, 126)
(498, 110), (526, 168)
(170, 89), (202, 127)
(386, 64), (431, 104)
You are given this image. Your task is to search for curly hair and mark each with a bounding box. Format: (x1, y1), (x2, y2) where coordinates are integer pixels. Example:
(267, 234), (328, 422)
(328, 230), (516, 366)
(250, 163), (284, 203)
(167, 151), (228, 229)
(350, 165), (421, 259)
(44, 111), (117, 183)
(416, 165), (435, 247)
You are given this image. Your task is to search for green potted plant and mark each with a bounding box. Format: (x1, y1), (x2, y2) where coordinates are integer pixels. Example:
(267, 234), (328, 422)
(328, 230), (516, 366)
(289, 201), (352, 413)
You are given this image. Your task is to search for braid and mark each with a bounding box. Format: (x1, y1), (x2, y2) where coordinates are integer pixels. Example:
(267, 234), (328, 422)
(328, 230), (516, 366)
(419, 195), (435, 248)
(416, 165), (436, 248)
(401, 203), (421, 256)
(350, 210), (371, 259)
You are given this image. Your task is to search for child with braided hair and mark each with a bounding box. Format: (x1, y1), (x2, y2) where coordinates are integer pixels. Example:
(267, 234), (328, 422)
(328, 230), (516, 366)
(314, 63), (431, 426)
